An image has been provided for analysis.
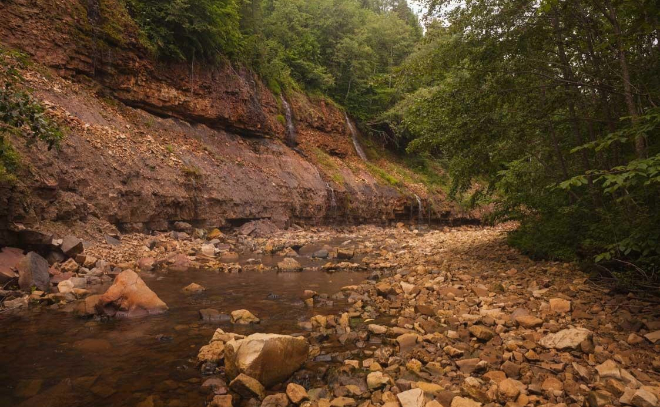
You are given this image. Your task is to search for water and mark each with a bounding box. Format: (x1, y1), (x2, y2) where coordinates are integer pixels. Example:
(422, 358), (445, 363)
(414, 194), (423, 224)
(344, 113), (367, 161)
(0, 253), (367, 407)
(281, 96), (297, 146)
(326, 183), (337, 219)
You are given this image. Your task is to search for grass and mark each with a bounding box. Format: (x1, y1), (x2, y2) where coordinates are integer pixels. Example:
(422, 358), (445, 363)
(313, 148), (345, 184)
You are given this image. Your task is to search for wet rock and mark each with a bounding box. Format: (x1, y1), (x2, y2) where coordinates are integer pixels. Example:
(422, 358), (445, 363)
(0, 247), (23, 283)
(198, 341), (225, 363)
(75, 294), (101, 317)
(225, 333), (309, 387)
(397, 388), (424, 407)
(97, 270), (168, 317)
(539, 327), (592, 350)
(263, 393), (290, 407)
(61, 236), (84, 257)
(17, 252), (50, 292)
(278, 258), (302, 272)
(286, 383), (309, 404)
(231, 309), (260, 324)
(229, 373), (266, 400)
(200, 309), (231, 322)
(4, 295), (28, 309)
(182, 283), (206, 293)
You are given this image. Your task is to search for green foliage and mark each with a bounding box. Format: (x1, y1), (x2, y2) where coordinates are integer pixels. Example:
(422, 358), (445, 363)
(123, 0), (243, 61)
(389, 0), (660, 285)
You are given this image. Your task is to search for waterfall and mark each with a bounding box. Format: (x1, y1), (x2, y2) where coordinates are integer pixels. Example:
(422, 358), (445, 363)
(281, 96), (297, 146)
(415, 194), (423, 223)
(345, 113), (367, 161)
(326, 183), (337, 218)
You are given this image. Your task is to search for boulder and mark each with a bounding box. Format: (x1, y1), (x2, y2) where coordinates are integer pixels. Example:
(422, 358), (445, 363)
(231, 309), (260, 324)
(97, 270), (168, 317)
(225, 333), (309, 387)
(17, 252), (50, 292)
(61, 236), (84, 257)
(277, 258), (302, 272)
(198, 341), (226, 363)
(229, 373), (266, 400)
(0, 247), (23, 283)
(75, 294), (101, 317)
(539, 328), (592, 350)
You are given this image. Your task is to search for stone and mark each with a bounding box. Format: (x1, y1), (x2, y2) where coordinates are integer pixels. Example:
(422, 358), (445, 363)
(443, 346), (464, 358)
(542, 377), (563, 392)
(514, 315), (543, 328)
(397, 389), (425, 407)
(401, 282), (416, 295)
(336, 248), (355, 260)
(330, 397), (356, 407)
(200, 309), (231, 322)
(501, 361), (521, 378)
(0, 247), (23, 283)
(450, 397), (481, 407)
(596, 360), (621, 379)
(632, 388), (658, 407)
(201, 244), (216, 257)
(198, 341), (226, 363)
(137, 257), (155, 271)
(61, 236), (84, 256)
(4, 296), (28, 309)
(211, 395), (233, 407)
(313, 249), (329, 259)
(644, 331), (660, 344)
(182, 283), (205, 293)
(224, 333), (309, 387)
(367, 372), (390, 390)
(75, 294), (101, 317)
(229, 373), (266, 400)
(414, 382), (443, 396)
(17, 252), (50, 292)
(588, 390), (613, 407)
(497, 379), (521, 402)
(549, 298), (571, 313)
(368, 324), (388, 335)
(57, 280), (74, 294)
(539, 327), (592, 350)
(286, 383), (309, 404)
(277, 258), (302, 272)
(97, 270), (168, 318)
(468, 325), (495, 341)
(60, 258), (79, 273)
(397, 333), (419, 353)
(263, 393), (290, 407)
(231, 309), (260, 324)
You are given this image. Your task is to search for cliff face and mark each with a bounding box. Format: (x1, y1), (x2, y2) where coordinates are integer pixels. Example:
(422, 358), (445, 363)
(0, 0), (471, 241)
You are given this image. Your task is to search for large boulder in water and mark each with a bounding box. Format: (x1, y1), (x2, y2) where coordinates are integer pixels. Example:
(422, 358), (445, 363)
(97, 270), (168, 317)
(225, 333), (309, 387)
(17, 252), (50, 292)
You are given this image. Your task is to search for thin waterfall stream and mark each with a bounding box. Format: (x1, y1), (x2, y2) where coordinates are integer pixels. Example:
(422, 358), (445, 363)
(281, 95), (297, 146)
(345, 113), (367, 161)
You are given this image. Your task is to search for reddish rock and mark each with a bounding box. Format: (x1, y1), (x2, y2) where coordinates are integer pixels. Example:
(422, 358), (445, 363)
(0, 247), (23, 283)
(97, 270), (168, 318)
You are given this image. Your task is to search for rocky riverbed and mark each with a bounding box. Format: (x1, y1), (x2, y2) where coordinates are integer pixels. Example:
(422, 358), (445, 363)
(1, 223), (659, 407)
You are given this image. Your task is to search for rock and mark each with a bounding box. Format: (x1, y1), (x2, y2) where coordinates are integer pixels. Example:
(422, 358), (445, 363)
(468, 325), (495, 341)
(169, 254), (191, 272)
(514, 314), (543, 328)
(336, 248), (354, 260)
(539, 327), (592, 350)
(286, 383), (309, 404)
(198, 341), (226, 363)
(450, 397), (481, 407)
(4, 296), (28, 309)
(57, 280), (74, 294)
(224, 333), (309, 387)
(229, 373), (266, 400)
(367, 372), (390, 390)
(201, 244), (216, 257)
(173, 222), (193, 232)
(75, 294), (101, 317)
(61, 236), (84, 256)
(313, 249), (329, 259)
(627, 333), (645, 345)
(397, 388), (425, 407)
(330, 397), (356, 407)
(182, 283), (205, 293)
(644, 331), (660, 344)
(368, 324), (388, 335)
(596, 360), (621, 379)
(263, 393), (290, 407)
(60, 258), (79, 273)
(137, 257), (155, 271)
(401, 282), (416, 295)
(588, 390), (613, 407)
(17, 252), (50, 292)
(501, 361), (521, 378)
(549, 298), (571, 313)
(231, 309), (260, 324)
(632, 388), (658, 407)
(97, 270), (168, 318)
(0, 247), (23, 283)
(278, 258), (302, 272)
(200, 309), (231, 322)
(497, 378), (521, 402)
(415, 382), (443, 396)
(211, 395), (233, 407)
(443, 346), (464, 358)
(397, 333), (419, 353)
